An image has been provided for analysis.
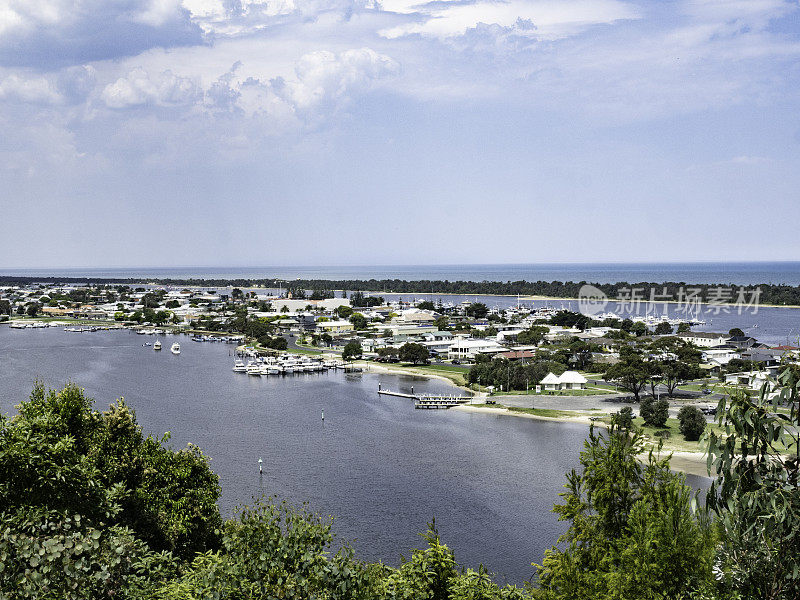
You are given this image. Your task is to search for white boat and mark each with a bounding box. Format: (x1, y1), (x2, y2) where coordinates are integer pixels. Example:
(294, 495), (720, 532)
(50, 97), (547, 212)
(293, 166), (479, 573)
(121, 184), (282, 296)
(170, 343), (180, 354)
(154, 340), (162, 351)
(246, 361), (262, 375)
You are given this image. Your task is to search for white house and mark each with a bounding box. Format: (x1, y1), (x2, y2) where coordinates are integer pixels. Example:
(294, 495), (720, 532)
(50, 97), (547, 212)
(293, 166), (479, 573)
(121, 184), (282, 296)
(702, 348), (739, 367)
(724, 367), (780, 389)
(540, 372), (562, 391)
(538, 371), (588, 392)
(447, 339), (505, 360)
(677, 332), (730, 348)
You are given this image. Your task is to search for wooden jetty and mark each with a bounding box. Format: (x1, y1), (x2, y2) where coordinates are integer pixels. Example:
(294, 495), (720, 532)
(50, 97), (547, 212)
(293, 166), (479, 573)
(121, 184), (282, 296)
(377, 388), (471, 409)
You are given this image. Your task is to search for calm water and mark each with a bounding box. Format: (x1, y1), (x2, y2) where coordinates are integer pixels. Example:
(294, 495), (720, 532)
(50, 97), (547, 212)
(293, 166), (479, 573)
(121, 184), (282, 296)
(0, 327), (613, 583)
(3, 261), (800, 285)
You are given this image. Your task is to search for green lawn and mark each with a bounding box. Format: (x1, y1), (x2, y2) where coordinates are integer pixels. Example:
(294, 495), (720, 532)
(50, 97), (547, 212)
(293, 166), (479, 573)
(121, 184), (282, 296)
(285, 347), (323, 355)
(503, 386), (619, 396)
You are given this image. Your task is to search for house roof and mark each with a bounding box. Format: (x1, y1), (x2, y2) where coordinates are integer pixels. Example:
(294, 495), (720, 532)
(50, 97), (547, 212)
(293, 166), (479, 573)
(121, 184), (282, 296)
(558, 371), (588, 384)
(540, 373), (561, 384)
(498, 350), (536, 360)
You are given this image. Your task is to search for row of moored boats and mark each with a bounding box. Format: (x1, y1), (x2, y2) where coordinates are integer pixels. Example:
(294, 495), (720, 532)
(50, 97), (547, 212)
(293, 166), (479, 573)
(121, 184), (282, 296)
(233, 356), (343, 376)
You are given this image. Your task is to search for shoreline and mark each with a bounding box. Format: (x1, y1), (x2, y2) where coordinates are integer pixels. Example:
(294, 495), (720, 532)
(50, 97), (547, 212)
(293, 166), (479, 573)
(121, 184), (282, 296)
(453, 405), (713, 478)
(351, 362), (714, 479)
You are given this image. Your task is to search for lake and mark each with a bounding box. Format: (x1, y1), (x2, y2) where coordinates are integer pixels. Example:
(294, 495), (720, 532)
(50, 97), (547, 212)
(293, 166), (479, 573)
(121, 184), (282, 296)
(0, 326), (709, 584)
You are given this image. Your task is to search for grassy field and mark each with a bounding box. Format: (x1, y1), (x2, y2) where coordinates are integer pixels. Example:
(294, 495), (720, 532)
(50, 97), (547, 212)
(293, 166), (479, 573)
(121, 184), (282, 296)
(503, 385), (619, 396)
(285, 347), (323, 355)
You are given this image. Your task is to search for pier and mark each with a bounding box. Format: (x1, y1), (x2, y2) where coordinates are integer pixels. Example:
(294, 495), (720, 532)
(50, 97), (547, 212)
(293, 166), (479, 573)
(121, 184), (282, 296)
(378, 388), (471, 409)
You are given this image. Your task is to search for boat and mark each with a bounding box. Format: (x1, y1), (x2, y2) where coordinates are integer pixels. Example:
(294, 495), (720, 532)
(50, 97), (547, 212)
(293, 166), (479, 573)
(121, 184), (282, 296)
(170, 343), (180, 354)
(154, 340), (162, 351)
(232, 361), (247, 372)
(246, 361), (262, 375)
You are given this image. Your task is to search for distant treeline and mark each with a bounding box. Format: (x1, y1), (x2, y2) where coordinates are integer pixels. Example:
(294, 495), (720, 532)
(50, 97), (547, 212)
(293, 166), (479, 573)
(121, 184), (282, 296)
(2, 276), (800, 305)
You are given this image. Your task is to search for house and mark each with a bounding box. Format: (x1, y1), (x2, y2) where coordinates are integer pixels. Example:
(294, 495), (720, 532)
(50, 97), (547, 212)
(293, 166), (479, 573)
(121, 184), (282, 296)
(393, 309), (437, 323)
(316, 320), (354, 334)
(724, 366), (780, 389)
(701, 348), (739, 367)
(447, 339), (505, 360)
(677, 331), (730, 348)
(538, 371), (588, 392)
(539, 372), (561, 391)
(496, 329), (526, 343)
(726, 336), (759, 350)
(374, 323), (438, 337)
(497, 350), (536, 362)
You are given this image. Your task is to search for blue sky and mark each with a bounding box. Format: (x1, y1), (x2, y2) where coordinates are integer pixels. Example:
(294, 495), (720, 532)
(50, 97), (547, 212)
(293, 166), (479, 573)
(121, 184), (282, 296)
(1, 0), (799, 267)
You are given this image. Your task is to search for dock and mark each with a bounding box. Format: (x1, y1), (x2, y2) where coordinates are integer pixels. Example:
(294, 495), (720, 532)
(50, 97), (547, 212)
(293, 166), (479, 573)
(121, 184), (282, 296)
(414, 396), (471, 409)
(378, 388), (471, 409)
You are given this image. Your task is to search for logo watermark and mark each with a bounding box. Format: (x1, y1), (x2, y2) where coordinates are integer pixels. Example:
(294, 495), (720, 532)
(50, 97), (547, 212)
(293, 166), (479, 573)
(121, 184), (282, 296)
(577, 284), (761, 318)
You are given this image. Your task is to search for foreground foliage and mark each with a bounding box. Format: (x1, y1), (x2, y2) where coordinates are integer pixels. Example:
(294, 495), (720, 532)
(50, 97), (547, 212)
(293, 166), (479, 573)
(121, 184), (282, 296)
(535, 414), (716, 600)
(2, 382), (799, 599)
(706, 372), (800, 600)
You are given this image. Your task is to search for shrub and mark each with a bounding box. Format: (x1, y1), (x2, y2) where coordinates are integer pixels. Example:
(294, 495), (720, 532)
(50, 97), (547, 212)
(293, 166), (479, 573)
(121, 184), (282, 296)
(678, 406), (706, 441)
(640, 396), (669, 428)
(614, 406), (634, 429)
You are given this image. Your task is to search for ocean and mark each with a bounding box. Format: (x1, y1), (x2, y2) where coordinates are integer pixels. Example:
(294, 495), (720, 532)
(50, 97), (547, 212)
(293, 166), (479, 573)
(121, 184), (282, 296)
(2, 262), (800, 286)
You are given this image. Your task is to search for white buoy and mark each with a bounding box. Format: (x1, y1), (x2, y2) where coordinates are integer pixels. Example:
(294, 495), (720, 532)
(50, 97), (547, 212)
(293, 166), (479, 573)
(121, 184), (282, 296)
(258, 457), (263, 474)
(321, 410), (324, 421)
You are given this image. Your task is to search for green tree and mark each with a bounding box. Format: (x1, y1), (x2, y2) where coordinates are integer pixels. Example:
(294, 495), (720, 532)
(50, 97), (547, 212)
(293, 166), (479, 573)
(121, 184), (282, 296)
(336, 305), (354, 319)
(350, 312), (368, 330)
(676, 322), (691, 333)
(630, 321), (648, 337)
(517, 326), (548, 346)
(26, 302), (40, 317)
(705, 378), (800, 600)
(160, 500), (377, 600)
(417, 301), (436, 311)
(434, 316), (450, 331)
(639, 395), (669, 428)
(0, 384), (222, 563)
(342, 340), (362, 361)
(653, 321), (673, 335)
(536, 417), (715, 600)
(465, 303), (489, 319)
(728, 327), (745, 337)
(603, 347), (649, 401)
(399, 343), (429, 365)
(677, 406), (706, 441)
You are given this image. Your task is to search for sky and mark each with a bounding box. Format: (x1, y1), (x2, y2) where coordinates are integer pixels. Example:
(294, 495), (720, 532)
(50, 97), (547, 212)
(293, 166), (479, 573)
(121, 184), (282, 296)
(1, 0), (799, 268)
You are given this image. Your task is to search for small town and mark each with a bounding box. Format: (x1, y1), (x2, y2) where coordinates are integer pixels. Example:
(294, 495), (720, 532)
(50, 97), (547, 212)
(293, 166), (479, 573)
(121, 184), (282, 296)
(2, 281), (794, 417)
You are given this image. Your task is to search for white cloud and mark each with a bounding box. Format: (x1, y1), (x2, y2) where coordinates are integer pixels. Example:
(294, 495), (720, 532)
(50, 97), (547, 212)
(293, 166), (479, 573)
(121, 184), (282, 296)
(133, 0), (189, 27)
(0, 0), (202, 67)
(379, 0), (638, 40)
(101, 67), (201, 108)
(0, 73), (61, 104)
(202, 47), (398, 122)
(288, 47), (399, 109)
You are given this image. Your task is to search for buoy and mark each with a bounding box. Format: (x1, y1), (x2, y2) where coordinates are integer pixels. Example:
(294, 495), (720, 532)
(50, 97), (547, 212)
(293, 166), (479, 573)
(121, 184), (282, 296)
(258, 457), (263, 474)
(321, 410), (324, 421)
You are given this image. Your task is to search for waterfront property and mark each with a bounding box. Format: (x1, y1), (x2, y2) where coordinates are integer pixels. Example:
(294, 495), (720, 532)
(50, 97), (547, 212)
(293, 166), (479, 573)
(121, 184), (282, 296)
(538, 371), (588, 392)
